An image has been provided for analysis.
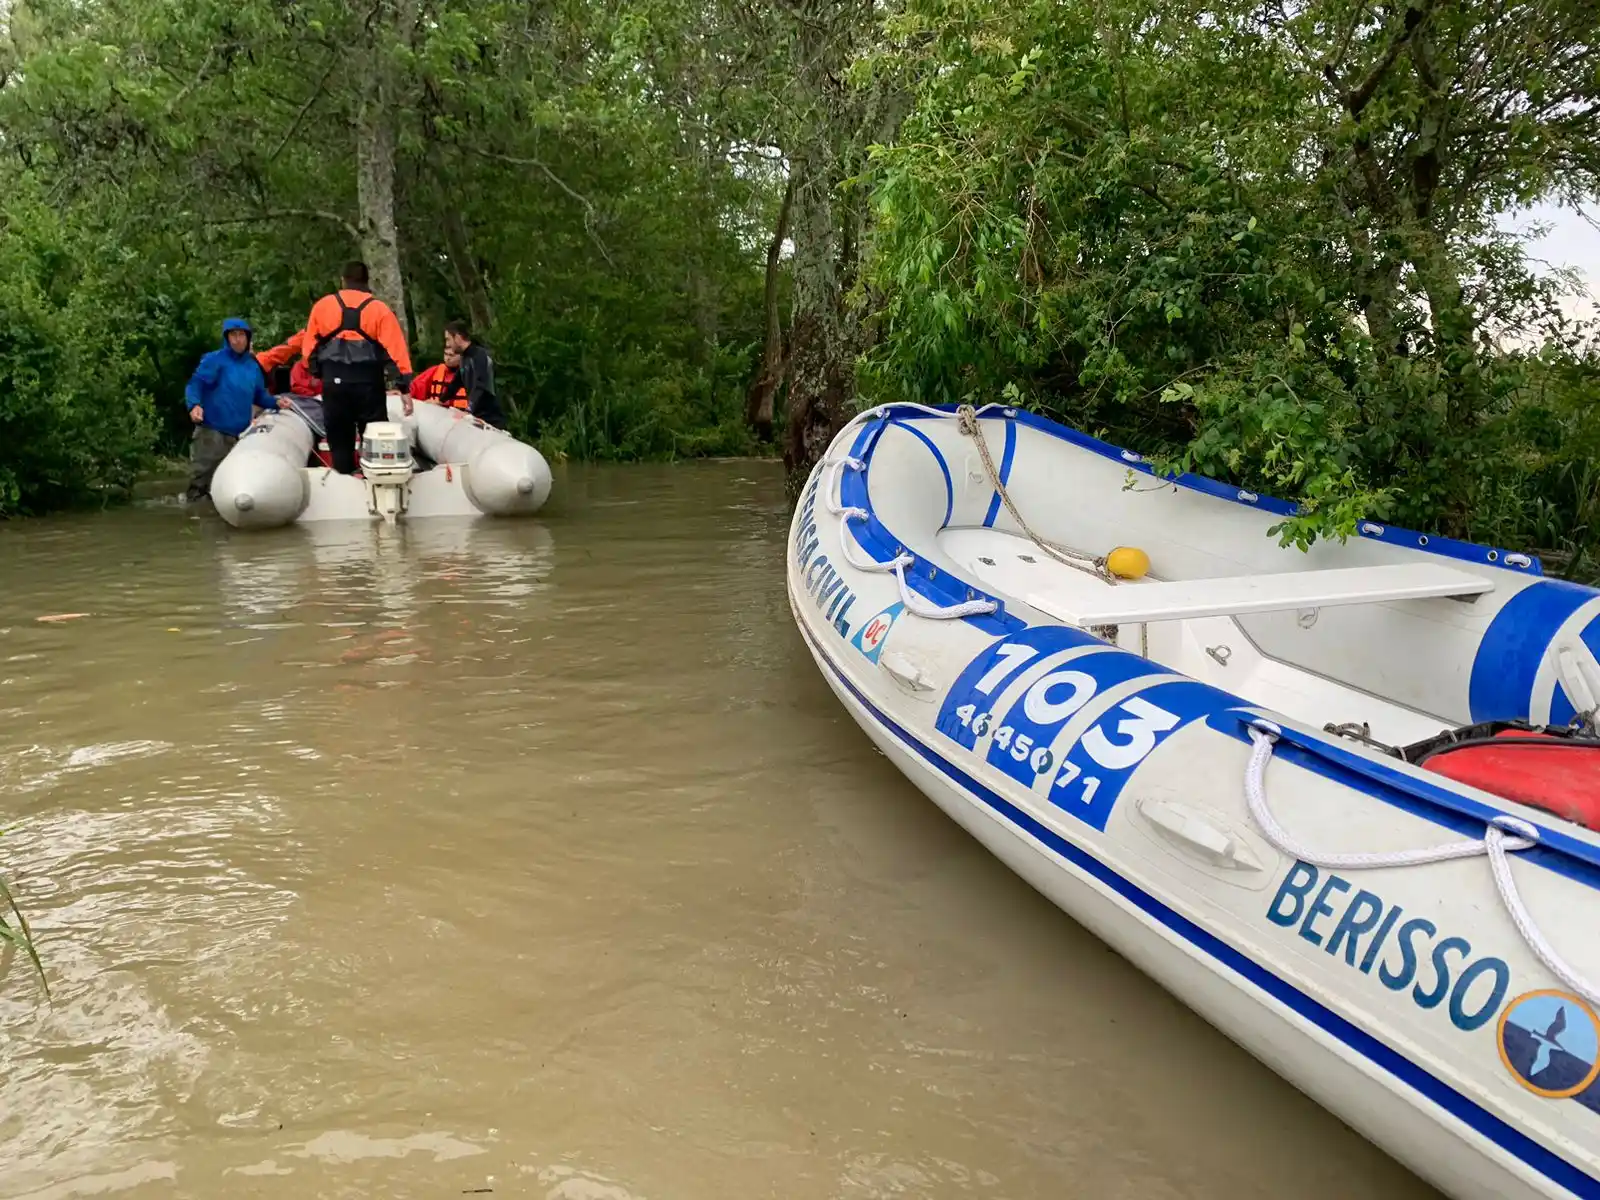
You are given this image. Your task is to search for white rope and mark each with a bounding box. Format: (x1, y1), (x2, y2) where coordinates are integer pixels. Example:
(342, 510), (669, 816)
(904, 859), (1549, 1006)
(820, 453), (997, 621)
(1246, 721), (1600, 1009)
(861, 401), (1013, 422)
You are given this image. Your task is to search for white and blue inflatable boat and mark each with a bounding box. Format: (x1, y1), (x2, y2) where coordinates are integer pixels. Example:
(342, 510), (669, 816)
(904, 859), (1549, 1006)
(788, 402), (1600, 1200)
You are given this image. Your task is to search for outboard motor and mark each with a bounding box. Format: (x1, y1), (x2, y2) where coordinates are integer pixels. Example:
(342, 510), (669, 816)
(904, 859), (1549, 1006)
(359, 421), (415, 524)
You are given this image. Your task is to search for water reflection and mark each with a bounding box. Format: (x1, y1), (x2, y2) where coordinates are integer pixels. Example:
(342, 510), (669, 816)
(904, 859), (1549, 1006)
(212, 518), (558, 629)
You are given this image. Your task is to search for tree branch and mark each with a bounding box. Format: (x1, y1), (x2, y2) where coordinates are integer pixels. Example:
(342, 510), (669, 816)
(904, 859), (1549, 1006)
(1334, 0), (1440, 116)
(1324, 0), (1372, 81)
(463, 146), (614, 265)
(205, 208), (362, 241)
(269, 55), (341, 162)
(163, 46), (220, 115)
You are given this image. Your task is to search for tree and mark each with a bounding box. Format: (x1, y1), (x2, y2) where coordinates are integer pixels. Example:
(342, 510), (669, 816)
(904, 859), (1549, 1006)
(863, 0), (1600, 551)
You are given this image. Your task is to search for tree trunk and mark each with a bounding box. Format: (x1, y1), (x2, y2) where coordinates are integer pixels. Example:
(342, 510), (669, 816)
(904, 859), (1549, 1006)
(441, 206), (495, 334)
(780, 0), (879, 496)
(1350, 225), (1414, 356)
(783, 143), (852, 495)
(356, 90), (405, 334)
(745, 173), (795, 441)
(355, 0), (412, 342)
(1413, 229), (1478, 424)
(689, 263), (718, 362)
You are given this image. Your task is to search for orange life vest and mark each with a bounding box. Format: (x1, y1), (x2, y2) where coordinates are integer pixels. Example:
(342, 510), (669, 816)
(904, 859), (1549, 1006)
(426, 365), (467, 409)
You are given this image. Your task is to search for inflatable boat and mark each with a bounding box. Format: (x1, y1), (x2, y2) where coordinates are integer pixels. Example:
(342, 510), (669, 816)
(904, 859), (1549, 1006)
(788, 402), (1600, 1200)
(210, 394), (552, 529)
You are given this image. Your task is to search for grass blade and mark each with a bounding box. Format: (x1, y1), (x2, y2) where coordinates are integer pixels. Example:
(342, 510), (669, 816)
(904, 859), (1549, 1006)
(0, 872), (49, 1000)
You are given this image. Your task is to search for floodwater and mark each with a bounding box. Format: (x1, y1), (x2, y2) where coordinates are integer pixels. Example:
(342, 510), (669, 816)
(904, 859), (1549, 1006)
(0, 462), (1437, 1200)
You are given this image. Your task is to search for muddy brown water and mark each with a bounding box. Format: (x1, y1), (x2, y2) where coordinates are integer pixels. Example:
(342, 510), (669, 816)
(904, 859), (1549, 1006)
(0, 462), (1437, 1199)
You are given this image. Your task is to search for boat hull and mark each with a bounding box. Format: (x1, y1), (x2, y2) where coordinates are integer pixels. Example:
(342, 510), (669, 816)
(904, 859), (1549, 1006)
(788, 406), (1600, 1200)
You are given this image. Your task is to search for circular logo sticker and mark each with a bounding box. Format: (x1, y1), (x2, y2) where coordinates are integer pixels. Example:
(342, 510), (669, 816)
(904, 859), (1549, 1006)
(1497, 990), (1600, 1099)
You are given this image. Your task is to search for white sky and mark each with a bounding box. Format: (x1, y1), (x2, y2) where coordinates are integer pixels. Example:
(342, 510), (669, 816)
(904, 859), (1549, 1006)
(1504, 201), (1600, 324)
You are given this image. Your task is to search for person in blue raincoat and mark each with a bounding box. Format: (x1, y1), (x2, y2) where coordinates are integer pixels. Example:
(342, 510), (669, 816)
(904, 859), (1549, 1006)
(183, 317), (281, 502)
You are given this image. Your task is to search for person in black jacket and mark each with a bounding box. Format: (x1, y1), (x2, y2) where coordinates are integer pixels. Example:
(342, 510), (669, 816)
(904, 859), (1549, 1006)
(444, 321), (506, 429)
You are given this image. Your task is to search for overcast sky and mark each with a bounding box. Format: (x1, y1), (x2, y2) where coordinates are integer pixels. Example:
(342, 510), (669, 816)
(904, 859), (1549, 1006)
(1506, 202), (1600, 322)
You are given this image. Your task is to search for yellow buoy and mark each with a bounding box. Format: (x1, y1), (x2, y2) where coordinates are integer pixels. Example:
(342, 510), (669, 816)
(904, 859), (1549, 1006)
(1106, 546), (1151, 580)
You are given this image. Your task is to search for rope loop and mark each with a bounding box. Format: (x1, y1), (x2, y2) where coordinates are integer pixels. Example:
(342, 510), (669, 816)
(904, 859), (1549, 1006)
(1245, 725), (1599, 1010)
(825, 435), (994, 620)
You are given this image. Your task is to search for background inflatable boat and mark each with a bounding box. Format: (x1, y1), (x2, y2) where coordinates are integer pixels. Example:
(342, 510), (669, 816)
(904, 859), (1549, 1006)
(210, 394), (553, 529)
(788, 402), (1600, 1200)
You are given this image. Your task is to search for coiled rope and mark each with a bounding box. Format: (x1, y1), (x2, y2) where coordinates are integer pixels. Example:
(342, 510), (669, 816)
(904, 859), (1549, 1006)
(954, 404), (1115, 584)
(1246, 720), (1600, 1010)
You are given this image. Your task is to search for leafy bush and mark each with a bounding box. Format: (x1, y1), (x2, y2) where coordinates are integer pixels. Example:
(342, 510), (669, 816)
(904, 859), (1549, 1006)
(0, 190), (160, 515)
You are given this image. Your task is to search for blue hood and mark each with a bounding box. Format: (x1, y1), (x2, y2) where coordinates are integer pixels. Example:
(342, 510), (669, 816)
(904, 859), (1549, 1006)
(186, 318), (273, 436)
(221, 317), (253, 355)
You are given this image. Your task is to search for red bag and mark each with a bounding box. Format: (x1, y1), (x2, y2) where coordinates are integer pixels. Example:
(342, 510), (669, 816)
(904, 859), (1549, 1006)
(1423, 730), (1600, 830)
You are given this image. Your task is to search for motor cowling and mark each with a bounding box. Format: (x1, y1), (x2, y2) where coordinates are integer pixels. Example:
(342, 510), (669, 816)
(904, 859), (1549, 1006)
(359, 421), (414, 482)
(358, 420), (415, 523)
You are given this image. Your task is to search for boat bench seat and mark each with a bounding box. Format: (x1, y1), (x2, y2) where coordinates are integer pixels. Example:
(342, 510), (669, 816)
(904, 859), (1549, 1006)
(1027, 563), (1494, 626)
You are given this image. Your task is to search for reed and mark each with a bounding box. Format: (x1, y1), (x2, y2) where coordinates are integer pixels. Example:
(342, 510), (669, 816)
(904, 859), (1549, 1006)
(0, 871), (48, 1000)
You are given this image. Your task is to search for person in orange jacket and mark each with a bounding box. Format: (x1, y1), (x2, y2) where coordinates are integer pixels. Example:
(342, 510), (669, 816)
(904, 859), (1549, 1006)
(408, 344), (467, 410)
(300, 261), (413, 474)
(255, 330), (323, 397)
(288, 357), (322, 398)
(255, 335), (301, 377)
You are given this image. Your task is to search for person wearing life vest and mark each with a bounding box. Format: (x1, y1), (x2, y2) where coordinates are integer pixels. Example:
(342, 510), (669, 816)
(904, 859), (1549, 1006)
(408, 344), (467, 410)
(444, 321), (506, 429)
(300, 261), (414, 474)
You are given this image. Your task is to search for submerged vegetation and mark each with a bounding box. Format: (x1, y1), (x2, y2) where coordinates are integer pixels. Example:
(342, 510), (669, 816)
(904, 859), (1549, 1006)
(0, 866), (47, 999)
(0, 0), (1596, 570)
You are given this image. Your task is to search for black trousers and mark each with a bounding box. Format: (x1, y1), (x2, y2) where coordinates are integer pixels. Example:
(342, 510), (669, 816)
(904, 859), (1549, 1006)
(322, 377), (387, 475)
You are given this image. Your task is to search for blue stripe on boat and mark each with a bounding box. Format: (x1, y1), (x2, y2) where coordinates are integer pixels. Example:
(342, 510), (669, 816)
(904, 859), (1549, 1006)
(1469, 580), (1600, 723)
(982, 419), (1017, 528)
(878, 404), (1543, 576)
(896, 421), (954, 529)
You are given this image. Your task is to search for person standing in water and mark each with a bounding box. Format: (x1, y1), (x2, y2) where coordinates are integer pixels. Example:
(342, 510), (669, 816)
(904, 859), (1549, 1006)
(301, 261), (413, 473)
(184, 317), (277, 503)
(444, 321), (506, 429)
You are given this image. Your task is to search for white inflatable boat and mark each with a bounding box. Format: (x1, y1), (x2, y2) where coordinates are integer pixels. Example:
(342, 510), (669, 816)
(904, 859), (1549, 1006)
(788, 402), (1600, 1200)
(210, 394), (552, 529)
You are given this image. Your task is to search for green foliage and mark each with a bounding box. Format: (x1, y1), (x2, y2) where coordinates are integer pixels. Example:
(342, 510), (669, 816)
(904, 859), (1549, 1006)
(528, 345), (766, 463)
(864, 0), (1600, 562)
(2, 0), (1598, 561)
(0, 183), (160, 515)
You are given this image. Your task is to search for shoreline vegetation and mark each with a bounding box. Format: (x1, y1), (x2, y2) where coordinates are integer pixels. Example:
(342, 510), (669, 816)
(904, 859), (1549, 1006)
(0, 0), (1595, 581)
